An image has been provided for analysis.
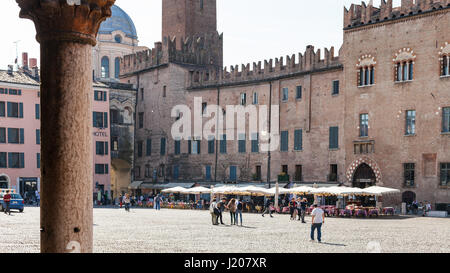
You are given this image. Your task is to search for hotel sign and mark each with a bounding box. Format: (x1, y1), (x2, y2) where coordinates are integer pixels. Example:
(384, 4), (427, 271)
(93, 131), (108, 137)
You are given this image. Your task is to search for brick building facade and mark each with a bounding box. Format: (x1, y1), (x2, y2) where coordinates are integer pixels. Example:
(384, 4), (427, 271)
(121, 0), (450, 207)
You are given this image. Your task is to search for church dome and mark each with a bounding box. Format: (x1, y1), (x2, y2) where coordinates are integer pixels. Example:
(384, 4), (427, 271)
(99, 5), (138, 40)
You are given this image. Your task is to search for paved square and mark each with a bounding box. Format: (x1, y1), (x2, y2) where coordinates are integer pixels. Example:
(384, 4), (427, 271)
(0, 207), (449, 253)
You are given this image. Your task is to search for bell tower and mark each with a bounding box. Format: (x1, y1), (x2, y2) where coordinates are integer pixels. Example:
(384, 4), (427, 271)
(162, 0), (217, 40)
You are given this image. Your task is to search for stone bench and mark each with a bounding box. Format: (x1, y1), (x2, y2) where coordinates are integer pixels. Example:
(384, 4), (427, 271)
(426, 211), (448, 218)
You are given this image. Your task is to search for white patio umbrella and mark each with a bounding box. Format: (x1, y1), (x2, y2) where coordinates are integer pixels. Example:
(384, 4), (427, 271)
(234, 186), (266, 196)
(161, 186), (188, 194)
(212, 186), (238, 195)
(286, 186), (314, 195)
(362, 186), (401, 196)
(183, 186), (211, 195)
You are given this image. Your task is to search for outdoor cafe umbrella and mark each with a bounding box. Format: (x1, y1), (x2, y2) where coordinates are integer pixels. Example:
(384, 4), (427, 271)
(183, 186), (211, 195)
(161, 186), (187, 194)
(232, 186), (266, 196)
(362, 186), (400, 196)
(286, 186), (314, 195)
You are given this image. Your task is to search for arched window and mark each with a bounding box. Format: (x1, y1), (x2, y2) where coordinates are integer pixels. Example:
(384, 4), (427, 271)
(394, 48), (416, 82)
(357, 55), (376, 87)
(439, 42), (450, 77)
(101, 56), (110, 78)
(115, 57), (120, 79)
(114, 35), (122, 44)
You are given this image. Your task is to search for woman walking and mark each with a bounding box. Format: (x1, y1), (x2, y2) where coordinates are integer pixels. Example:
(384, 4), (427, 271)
(227, 198), (237, 225)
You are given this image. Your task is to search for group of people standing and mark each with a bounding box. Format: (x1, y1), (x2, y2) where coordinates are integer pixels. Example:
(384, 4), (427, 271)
(209, 198), (244, 226)
(118, 193), (163, 212)
(288, 197), (308, 223)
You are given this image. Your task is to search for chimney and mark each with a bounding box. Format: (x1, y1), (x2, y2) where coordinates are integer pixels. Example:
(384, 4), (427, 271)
(29, 58), (38, 68)
(22, 52), (29, 69)
(31, 67), (39, 81)
(7, 65), (13, 75)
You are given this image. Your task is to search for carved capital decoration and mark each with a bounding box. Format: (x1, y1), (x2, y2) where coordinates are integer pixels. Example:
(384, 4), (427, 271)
(17, 0), (115, 45)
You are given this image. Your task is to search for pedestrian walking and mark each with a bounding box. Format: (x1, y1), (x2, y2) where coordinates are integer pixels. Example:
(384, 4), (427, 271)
(124, 194), (131, 212)
(227, 198), (237, 225)
(209, 198), (219, 225)
(310, 204), (325, 243)
(289, 198), (297, 220)
(262, 198), (274, 218)
(300, 198), (308, 223)
(296, 197), (302, 221)
(3, 190), (12, 215)
(217, 198), (226, 225)
(235, 199), (243, 226)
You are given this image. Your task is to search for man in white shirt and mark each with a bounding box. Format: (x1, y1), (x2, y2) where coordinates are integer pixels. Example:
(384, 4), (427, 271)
(310, 204), (325, 243)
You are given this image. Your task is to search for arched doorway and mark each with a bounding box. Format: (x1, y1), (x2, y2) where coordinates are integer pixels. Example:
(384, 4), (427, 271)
(0, 175), (9, 189)
(402, 191), (416, 204)
(352, 163), (376, 189)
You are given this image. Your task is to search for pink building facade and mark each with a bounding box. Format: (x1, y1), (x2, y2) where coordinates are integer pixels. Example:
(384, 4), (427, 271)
(0, 69), (111, 199)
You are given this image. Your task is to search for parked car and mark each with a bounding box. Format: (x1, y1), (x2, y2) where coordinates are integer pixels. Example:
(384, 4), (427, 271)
(0, 193), (25, 213)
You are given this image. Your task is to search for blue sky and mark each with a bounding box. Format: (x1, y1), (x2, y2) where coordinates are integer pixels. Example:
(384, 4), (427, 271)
(0, 0), (402, 69)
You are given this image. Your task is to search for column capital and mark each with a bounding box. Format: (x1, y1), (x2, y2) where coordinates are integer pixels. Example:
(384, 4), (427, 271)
(17, 0), (115, 45)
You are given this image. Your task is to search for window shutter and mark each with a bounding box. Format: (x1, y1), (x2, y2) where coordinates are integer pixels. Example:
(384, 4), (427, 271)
(105, 164), (109, 174)
(8, 153), (13, 168)
(329, 127), (339, 149)
(35, 104), (40, 119)
(19, 103), (23, 118)
(104, 112), (108, 128)
(197, 140), (201, 154)
(105, 142), (108, 155)
(146, 139), (152, 156)
(37, 153), (40, 169)
(36, 130), (40, 145)
(7, 102), (12, 117)
(93, 112), (96, 127)
(281, 131), (289, 151)
(188, 140), (192, 154)
(20, 153), (25, 168)
(20, 128), (24, 144)
(104, 91), (107, 101)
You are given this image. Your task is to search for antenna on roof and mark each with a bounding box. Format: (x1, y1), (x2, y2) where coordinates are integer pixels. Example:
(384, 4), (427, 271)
(13, 40), (20, 70)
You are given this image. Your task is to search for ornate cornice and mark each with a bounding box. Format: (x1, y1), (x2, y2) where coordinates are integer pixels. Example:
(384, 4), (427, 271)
(17, 0), (115, 45)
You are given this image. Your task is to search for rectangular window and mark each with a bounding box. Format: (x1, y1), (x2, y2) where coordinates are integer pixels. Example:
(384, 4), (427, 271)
(282, 88), (289, 101)
(146, 139), (152, 156)
(35, 104), (40, 120)
(405, 110), (416, 135)
(0, 152), (6, 168)
(112, 137), (119, 152)
(329, 164), (338, 181)
(206, 165), (212, 181)
(193, 140), (201, 154)
(36, 129), (40, 145)
(0, 101), (5, 117)
(0, 128), (5, 143)
(294, 129), (303, 151)
(94, 91), (107, 101)
(0, 88), (4, 94)
(8, 152), (25, 168)
(202, 102), (207, 116)
(282, 165), (288, 174)
(173, 165), (179, 180)
(7, 102), (23, 118)
(296, 86), (302, 99)
(230, 166), (237, 181)
(370, 67), (374, 85)
(93, 112), (108, 128)
(251, 133), (259, 153)
(255, 166), (262, 181)
(404, 163), (415, 186)
(135, 166), (141, 179)
(37, 153), (40, 169)
(139, 112), (144, 129)
(440, 163), (450, 186)
(295, 165), (303, 181)
(95, 164), (108, 174)
(137, 141), (143, 157)
(360, 114), (369, 137)
(332, 80), (339, 95)
(238, 134), (246, 153)
(174, 140), (181, 155)
(281, 131), (289, 151)
(443, 107), (450, 133)
(8, 128), (23, 144)
(329, 126), (339, 149)
(208, 137), (215, 154)
(240, 93), (247, 105)
(253, 92), (258, 105)
(96, 141), (108, 156)
(220, 134), (227, 154)
(160, 138), (166, 155)
(110, 109), (119, 125)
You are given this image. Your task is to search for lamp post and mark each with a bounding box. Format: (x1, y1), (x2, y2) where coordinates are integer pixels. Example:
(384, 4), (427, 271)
(16, 0), (115, 253)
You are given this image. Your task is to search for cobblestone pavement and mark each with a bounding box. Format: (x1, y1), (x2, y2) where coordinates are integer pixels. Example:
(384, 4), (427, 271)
(1, 207), (449, 253)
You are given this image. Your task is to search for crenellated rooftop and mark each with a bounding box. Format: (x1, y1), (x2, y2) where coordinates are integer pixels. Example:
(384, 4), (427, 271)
(188, 45), (342, 89)
(344, 0), (450, 30)
(120, 31), (223, 76)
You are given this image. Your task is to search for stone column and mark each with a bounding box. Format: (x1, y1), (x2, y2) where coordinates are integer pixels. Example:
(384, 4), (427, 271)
(16, 0), (115, 253)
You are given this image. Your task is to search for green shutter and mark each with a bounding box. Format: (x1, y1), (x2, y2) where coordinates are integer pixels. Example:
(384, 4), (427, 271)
(20, 153), (25, 168)
(329, 127), (339, 149)
(104, 112), (108, 128)
(20, 128), (24, 144)
(19, 103), (23, 118)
